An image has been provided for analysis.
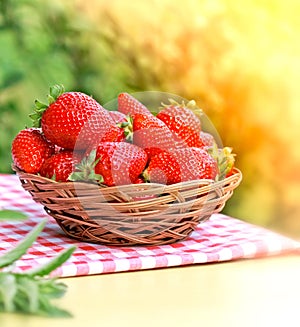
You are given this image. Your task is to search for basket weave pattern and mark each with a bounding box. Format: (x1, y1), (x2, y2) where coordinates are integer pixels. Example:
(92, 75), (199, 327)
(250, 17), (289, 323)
(14, 167), (242, 246)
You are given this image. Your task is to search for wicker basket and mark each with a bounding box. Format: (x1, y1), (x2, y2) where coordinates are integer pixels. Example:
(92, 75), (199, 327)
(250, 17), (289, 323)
(13, 166), (242, 246)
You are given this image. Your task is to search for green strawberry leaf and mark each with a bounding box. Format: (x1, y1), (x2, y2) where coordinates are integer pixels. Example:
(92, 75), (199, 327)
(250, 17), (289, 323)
(121, 116), (134, 143)
(48, 84), (65, 104)
(69, 149), (103, 182)
(34, 99), (48, 110)
(208, 143), (236, 180)
(30, 84), (65, 127)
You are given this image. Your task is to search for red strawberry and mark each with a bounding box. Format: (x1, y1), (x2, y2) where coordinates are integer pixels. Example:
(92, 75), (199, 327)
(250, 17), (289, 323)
(118, 92), (152, 116)
(117, 93), (186, 155)
(108, 110), (128, 124)
(199, 131), (216, 148)
(132, 113), (185, 158)
(133, 176), (146, 184)
(95, 142), (148, 186)
(108, 110), (131, 142)
(11, 128), (55, 173)
(31, 85), (120, 150)
(39, 150), (81, 182)
(144, 147), (218, 185)
(156, 99), (202, 147)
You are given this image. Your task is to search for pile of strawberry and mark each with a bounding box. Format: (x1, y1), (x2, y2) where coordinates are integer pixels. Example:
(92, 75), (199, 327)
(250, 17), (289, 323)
(11, 85), (235, 186)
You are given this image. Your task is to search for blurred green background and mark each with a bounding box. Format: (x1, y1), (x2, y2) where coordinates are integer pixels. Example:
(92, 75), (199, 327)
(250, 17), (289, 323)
(1, 0), (300, 238)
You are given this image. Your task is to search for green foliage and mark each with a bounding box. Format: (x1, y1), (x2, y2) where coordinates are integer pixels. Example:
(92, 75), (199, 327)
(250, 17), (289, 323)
(0, 0), (136, 173)
(0, 213), (76, 317)
(0, 273), (72, 317)
(0, 209), (27, 220)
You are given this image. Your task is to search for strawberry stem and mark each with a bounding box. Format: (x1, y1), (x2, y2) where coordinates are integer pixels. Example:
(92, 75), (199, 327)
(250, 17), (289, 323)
(208, 144), (236, 180)
(47, 84), (65, 104)
(160, 98), (202, 113)
(142, 168), (151, 183)
(68, 149), (104, 183)
(120, 116), (134, 143)
(29, 84), (65, 128)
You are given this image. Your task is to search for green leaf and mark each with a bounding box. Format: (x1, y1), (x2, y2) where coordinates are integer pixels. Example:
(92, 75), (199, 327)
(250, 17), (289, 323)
(49, 84), (65, 103)
(68, 149), (103, 182)
(38, 292), (72, 317)
(0, 273), (72, 317)
(26, 245), (76, 277)
(35, 277), (72, 317)
(120, 115), (134, 143)
(34, 99), (48, 110)
(30, 99), (48, 127)
(0, 273), (17, 312)
(17, 275), (39, 313)
(38, 278), (68, 298)
(30, 84), (65, 127)
(0, 216), (75, 317)
(0, 219), (46, 269)
(0, 210), (27, 221)
(208, 144), (236, 180)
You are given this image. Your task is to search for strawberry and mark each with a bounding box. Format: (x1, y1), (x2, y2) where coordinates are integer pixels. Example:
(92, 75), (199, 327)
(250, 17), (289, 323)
(156, 99), (202, 147)
(108, 110), (131, 142)
(31, 85), (120, 150)
(199, 131), (216, 148)
(117, 93), (186, 155)
(94, 142), (148, 186)
(132, 113), (185, 158)
(108, 110), (128, 124)
(118, 92), (152, 116)
(11, 128), (55, 173)
(39, 150), (81, 182)
(133, 176), (146, 184)
(143, 147), (218, 185)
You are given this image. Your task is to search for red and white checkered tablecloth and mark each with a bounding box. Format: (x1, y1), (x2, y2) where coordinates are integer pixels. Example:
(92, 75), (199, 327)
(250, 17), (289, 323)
(0, 173), (299, 278)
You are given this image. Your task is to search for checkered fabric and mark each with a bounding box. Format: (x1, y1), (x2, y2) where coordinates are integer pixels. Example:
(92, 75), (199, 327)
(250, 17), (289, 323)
(0, 174), (299, 278)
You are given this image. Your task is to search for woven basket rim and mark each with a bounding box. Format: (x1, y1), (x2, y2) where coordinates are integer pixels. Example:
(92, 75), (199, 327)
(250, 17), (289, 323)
(12, 164), (242, 191)
(12, 165), (242, 246)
